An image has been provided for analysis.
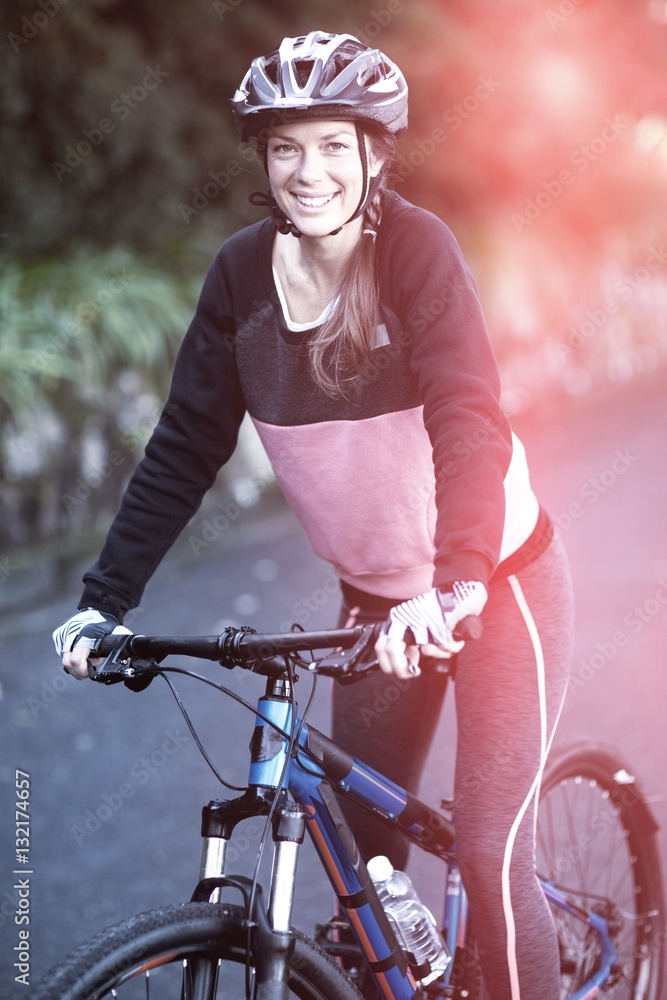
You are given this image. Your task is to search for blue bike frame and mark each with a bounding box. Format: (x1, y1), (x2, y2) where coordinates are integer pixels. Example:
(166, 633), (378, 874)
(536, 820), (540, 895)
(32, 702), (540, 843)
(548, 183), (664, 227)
(248, 688), (617, 1000)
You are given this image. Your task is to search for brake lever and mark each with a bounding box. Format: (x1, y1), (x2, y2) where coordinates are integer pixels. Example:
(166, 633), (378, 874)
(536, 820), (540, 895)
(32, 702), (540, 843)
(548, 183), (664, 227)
(336, 657), (381, 685)
(314, 623), (382, 682)
(88, 636), (160, 691)
(319, 615), (482, 684)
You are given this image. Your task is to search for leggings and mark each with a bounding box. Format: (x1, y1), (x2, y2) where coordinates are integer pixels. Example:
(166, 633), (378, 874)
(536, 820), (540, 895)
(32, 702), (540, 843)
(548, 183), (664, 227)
(332, 531), (573, 1000)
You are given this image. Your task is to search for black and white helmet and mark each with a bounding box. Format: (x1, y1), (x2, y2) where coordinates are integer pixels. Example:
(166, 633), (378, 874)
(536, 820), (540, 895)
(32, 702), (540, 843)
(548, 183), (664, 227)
(231, 31), (408, 141)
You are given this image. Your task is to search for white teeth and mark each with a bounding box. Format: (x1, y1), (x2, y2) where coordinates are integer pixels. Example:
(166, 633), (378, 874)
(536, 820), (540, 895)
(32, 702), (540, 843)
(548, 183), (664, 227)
(295, 193), (335, 207)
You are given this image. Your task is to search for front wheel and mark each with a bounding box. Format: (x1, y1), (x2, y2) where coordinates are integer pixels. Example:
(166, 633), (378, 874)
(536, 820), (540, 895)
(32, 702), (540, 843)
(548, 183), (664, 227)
(537, 743), (664, 1000)
(32, 902), (363, 1000)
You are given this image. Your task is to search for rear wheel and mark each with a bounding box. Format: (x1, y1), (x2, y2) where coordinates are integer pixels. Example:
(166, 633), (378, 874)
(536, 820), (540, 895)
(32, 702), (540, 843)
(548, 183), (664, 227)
(537, 744), (664, 999)
(32, 902), (363, 1000)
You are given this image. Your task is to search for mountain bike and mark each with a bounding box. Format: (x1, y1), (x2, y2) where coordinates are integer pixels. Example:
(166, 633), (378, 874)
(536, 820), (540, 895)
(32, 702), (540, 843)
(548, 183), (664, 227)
(33, 620), (664, 999)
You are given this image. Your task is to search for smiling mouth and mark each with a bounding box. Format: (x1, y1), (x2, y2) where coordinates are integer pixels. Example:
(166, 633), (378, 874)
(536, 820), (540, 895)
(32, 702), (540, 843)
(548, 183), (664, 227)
(293, 192), (338, 208)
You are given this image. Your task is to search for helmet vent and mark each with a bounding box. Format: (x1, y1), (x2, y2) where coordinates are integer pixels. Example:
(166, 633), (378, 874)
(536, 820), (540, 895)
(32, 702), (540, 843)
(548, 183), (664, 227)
(293, 59), (314, 89)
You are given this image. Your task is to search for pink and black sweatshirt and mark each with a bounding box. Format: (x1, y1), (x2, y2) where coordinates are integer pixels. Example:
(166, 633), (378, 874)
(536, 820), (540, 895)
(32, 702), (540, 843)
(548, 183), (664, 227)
(80, 190), (552, 621)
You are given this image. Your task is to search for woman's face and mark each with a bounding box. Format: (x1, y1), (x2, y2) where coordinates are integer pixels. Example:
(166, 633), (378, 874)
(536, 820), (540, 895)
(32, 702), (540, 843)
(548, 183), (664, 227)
(266, 119), (383, 239)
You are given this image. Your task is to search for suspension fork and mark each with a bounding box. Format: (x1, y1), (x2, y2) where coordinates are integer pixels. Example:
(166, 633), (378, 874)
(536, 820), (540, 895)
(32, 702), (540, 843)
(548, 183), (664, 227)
(192, 678), (308, 999)
(197, 792), (307, 915)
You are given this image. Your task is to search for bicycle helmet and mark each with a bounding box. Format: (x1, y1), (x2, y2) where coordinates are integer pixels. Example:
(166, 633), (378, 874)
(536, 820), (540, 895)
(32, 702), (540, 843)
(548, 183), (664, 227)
(231, 31), (408, 141)
(231, 31), (408, 237)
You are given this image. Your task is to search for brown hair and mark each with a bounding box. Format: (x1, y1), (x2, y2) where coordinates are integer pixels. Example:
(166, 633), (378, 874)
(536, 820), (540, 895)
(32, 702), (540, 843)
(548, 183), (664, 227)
(308, 126), (399, 396)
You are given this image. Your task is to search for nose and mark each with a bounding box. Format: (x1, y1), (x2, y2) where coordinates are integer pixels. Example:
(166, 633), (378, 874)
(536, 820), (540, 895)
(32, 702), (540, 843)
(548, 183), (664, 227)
(295, 147), (325, 185)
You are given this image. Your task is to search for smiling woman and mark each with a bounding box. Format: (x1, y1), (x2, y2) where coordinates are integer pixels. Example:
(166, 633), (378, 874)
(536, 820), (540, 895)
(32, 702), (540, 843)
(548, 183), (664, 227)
(233, 34), (405, 393)
(265, 119), (388, 356)
(53, 30), (574, 1000)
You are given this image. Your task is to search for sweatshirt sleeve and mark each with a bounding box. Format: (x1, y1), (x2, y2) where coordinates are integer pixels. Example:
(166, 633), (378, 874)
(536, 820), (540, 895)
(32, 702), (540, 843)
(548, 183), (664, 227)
(79, 252), (246, 620)
(380, 197), (513, 588)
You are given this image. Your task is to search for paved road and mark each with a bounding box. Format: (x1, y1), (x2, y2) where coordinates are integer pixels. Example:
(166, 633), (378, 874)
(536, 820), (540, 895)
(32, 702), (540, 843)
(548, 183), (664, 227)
(0, 369), (665, 996)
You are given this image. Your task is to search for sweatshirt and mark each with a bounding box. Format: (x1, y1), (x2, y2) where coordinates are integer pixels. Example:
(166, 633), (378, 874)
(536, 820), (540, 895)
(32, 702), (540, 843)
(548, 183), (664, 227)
(80, 190), (550, 620)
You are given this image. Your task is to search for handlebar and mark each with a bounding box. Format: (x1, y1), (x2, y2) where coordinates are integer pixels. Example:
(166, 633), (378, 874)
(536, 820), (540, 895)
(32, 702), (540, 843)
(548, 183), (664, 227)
(89, 616), (482, 687)
(94, 627), (364, 661)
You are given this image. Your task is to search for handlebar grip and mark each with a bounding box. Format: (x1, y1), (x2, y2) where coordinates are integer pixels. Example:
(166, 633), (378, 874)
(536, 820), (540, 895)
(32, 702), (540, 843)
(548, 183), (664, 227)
(94, 634), (132, 657)
(453, 615), (483, 641)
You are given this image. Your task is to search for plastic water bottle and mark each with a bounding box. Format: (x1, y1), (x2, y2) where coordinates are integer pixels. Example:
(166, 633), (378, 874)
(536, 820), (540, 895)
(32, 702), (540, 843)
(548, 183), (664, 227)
(367, 855), (451, 985)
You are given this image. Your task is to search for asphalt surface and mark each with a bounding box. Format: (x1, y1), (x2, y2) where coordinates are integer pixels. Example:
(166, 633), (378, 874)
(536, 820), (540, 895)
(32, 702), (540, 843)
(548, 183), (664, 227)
(1, 368), (665, 996)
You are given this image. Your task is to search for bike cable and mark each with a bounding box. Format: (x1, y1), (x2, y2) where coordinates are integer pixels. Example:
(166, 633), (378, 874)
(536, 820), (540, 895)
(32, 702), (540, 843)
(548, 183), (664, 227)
(157, 669), (247, 792)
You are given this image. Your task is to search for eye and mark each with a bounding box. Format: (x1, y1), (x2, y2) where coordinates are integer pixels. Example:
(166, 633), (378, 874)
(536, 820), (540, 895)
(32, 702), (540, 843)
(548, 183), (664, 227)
(270, 142), (296, 155)
(326, 141), (351, 153)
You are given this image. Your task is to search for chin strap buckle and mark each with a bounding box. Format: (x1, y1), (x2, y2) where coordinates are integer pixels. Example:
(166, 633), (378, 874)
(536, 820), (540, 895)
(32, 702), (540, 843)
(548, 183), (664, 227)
(249, 190), (302, 237)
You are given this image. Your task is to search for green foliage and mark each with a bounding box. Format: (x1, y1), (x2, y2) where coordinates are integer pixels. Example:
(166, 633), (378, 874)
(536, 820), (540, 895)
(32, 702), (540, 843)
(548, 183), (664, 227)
(1, 247), (196, 416)
(0, 247), (201, 549)
(0, 0), (369, 257)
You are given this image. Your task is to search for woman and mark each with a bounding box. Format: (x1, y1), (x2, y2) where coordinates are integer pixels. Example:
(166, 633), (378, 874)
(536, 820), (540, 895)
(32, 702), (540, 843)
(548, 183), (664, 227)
(54, 31), (573, 1000)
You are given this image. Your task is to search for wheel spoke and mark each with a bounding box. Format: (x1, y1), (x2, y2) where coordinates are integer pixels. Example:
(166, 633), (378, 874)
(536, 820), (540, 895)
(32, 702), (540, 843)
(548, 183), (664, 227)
(537, 747), (664, 1000)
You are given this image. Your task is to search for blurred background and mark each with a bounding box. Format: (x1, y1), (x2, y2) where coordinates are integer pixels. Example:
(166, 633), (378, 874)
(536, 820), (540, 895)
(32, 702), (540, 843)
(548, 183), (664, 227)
(1, 0), (666, 581)
(1, 1), (667, 990)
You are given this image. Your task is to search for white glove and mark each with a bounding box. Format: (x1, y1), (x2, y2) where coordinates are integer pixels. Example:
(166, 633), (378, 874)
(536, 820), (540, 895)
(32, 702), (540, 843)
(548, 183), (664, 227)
(376, 582), (487, 677)
(53, 609), (132, 680)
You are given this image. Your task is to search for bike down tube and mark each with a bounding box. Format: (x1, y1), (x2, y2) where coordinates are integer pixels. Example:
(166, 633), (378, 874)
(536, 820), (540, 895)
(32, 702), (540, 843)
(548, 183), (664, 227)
(297, 724), (493, 995)
(291, 724), (459, 997)
(287, 756), (420, 1000)
(245, 688), (417, 999)
(246, 677), (466, 997)
(541, 881), (616, 1000)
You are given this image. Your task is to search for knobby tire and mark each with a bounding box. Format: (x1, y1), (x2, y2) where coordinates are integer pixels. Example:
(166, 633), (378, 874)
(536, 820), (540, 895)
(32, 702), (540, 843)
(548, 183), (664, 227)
(32, 902), (363, 1000)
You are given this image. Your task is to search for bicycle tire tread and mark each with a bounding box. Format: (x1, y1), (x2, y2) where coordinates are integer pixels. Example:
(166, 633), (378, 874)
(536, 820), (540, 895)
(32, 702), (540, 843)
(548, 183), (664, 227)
(32, 902), (363, 1000)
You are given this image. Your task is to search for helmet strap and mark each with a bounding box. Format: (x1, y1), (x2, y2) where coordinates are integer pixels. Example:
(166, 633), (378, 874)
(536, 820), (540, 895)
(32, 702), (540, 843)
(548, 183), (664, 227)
(248, 190), (302, 238)
(327, 120), (377, 236)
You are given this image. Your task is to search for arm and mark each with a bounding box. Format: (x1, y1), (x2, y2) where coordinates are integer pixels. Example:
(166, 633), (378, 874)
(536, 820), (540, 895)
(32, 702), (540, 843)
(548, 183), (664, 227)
(375, 197), (512, 674)
(79, 252), (246, 621)
(380, 198), (512, 589)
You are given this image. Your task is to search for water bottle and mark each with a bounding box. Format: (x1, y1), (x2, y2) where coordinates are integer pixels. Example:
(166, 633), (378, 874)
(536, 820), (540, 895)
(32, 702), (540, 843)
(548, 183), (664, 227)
(367, 855), (451, 985)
